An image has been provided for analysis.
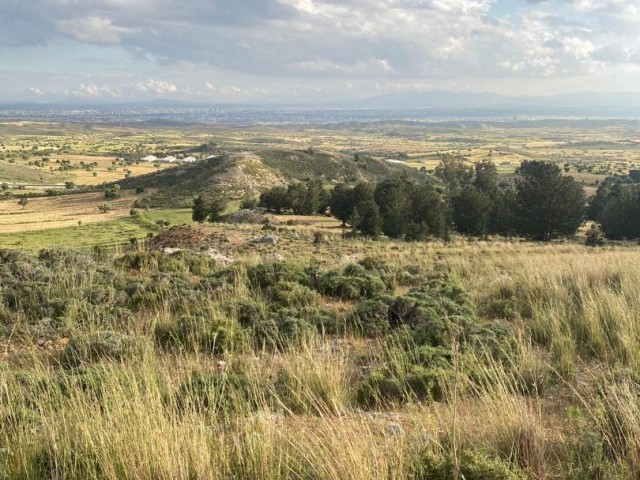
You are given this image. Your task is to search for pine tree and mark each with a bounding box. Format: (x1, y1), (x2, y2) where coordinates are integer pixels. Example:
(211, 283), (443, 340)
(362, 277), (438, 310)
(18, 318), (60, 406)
(192, 194), (209, 223)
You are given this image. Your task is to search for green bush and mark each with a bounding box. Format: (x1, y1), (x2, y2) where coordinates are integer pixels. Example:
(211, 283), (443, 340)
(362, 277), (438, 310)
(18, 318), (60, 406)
(60, 331), (148, 368)
(355, 353), (452, 408)
(247, 262), (311, 290)
(173, 370), (259, 416)
(347, 298), (392, 337)
(318, 264), (387, 299)
(411, 449), (527, 480)
(155, 316), (244, 354)
(266, 281), (320, 308)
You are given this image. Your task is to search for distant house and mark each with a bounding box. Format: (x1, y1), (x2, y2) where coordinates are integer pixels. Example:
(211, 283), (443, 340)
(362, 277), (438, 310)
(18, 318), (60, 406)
(141, 155), (157, 162)
(162, 156), (177, 163)
(181, 156), (197, 163)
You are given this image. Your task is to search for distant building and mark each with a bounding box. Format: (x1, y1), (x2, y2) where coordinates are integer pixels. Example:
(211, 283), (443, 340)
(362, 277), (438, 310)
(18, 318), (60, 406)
(385, 159), (406, 164)
(162, 156), (177, 163)
(141, 155), (157, 162)
(181, 156), (197, 163)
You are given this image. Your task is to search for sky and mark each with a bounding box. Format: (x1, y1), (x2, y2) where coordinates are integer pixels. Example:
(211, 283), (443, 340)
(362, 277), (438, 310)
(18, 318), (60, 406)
(1, 0), (640, 103)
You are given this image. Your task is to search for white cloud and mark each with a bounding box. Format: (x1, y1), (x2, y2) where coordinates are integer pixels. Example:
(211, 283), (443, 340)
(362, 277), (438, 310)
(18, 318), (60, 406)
(136, 79), (178, 94)
(28, 87), (44, 96)
(1, 0), (640, 100)
(57, 16), (131, 44)
(67, 83), (118, 97)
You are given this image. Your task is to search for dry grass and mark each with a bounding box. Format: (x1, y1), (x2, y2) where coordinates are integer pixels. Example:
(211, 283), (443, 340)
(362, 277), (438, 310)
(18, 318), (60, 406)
(0, 190), (141, 232)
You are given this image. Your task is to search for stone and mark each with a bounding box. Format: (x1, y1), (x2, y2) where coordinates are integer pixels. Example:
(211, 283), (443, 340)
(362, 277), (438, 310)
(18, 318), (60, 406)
(262, 253), (284, 262)
(256, 235), (278, 245)
(204, 249), (235, 266)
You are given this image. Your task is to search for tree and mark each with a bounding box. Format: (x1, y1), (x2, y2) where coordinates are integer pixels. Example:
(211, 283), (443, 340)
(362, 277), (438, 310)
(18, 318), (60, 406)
(473, 159), (499, 196)
(17, 197), (28, 208)
(514, 161), (585, 240)
(374, 176), (448, 241)
(434, 155), (473, 192)
(259, 186), (290, 213)
(192, 194), (209, 223)
(207, 193), (228, 222)
(104, 184), (121, 200)
(407, 183), (449, 241)
(452, 186), (492, 236)
(350, 182), (382, 237)
(374, 176), (413, 238)
(287, 183), (308, 214)
(598, 185), (640, 239)
(329, 183), (354, 226)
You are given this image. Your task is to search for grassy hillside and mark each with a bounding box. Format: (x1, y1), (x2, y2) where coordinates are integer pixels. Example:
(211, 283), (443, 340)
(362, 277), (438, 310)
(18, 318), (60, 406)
(0, 160), (63, 184)
(1, 226), (639, 479)
(116, 149), (420, 208)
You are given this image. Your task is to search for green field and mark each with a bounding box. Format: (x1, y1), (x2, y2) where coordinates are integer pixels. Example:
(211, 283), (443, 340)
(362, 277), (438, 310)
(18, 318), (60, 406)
(0, 208), (193, 250)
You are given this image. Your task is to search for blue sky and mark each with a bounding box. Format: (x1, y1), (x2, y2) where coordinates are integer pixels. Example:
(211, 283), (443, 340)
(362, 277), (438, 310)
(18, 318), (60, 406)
(1, 0), (639, 102)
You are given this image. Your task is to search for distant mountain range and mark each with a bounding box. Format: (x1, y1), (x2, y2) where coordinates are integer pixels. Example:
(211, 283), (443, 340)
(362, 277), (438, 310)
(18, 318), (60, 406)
(1, 90), (639, 118)
(348, 90), (640, 115)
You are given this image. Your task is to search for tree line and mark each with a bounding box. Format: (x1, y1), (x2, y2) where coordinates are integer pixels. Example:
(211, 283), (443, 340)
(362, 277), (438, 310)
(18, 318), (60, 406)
(255, 159), (587, 241)
(192, 158), (640, 242)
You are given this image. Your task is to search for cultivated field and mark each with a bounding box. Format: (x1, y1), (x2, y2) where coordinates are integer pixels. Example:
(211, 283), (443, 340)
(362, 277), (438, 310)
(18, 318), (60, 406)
(0, 190), (142, 233)
(2, 120), (640, 194)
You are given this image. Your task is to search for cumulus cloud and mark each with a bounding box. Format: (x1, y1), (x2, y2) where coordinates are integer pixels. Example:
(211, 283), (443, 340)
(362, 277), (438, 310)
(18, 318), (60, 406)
(1, 0), (640, 100)
(66, 83), (118, 97)
(136, 79), (178, 94)
(57, 16), (131, 44)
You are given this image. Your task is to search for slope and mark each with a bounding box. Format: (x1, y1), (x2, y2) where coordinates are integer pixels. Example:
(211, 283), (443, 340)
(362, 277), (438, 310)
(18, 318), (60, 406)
(116, 149), (418, 208)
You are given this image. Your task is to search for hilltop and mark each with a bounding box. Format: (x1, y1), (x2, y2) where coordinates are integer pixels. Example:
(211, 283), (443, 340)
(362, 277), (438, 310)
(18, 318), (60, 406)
(117, 149), (419, 207)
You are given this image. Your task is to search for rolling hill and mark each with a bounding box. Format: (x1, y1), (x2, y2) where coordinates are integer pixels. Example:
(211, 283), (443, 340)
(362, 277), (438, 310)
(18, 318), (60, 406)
(0, 160), (64, 185)
(116, 149), (420, 207)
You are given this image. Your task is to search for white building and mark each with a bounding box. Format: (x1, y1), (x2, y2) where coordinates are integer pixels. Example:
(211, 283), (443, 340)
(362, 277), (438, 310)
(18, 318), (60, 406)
(162, 156), (177, 163)
(141, 155), (157, 162)
(181, 156), (197, 163)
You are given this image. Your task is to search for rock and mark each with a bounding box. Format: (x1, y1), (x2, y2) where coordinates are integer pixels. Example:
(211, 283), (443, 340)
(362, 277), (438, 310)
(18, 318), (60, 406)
(215, 360), (227, 373)
(204, 249), (235, 266)
(36, 338), (46, 347)
(339, 254), (360, 264)
(262, 253), (284, 262)
(384, 422), (405, 437)
(226, 209), (268, 224)
(256, 235), (278, 245)
(162, 247), (182, 255)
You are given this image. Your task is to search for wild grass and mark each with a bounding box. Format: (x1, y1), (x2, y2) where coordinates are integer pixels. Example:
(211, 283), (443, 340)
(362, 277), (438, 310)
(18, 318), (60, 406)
(1, 237), (639, 479)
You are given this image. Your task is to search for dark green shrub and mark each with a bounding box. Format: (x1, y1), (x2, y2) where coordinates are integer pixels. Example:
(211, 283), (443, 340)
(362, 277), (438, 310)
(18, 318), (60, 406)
(266, 281), (320, 308)
(355, 371), (404, 408)
(251, 318), (281, 350)
(155, 316), (244, 354)
(355, 364), (451, 409)
(273, 311), (318, 349)
(232, 299), (269, 327)
(485, 298), (518, 320)
(348, 298), (392, 337)
(173, 370), (259, 416)
(247, 262), (311, 290)
(300, 306), (340, 334)
(60, 331), (148, 368)
(411, 449), (527, 480)
(318, 265), (387, 300)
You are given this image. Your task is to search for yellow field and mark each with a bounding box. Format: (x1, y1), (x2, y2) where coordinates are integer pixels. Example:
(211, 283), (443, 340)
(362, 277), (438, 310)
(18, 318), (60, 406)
(0, 190), (140, 233)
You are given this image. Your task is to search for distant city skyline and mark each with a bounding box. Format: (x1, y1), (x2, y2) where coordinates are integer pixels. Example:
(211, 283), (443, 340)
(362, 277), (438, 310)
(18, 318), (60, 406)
(1, 0), (640, 103)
